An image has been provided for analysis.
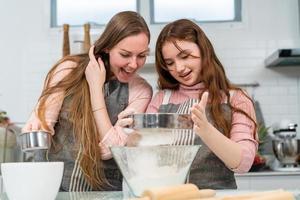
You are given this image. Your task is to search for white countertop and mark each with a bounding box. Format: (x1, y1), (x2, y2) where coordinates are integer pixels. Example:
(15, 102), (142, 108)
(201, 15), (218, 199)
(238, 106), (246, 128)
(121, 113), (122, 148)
(1, 190), (299, 200)
(235, 170), (300, 177)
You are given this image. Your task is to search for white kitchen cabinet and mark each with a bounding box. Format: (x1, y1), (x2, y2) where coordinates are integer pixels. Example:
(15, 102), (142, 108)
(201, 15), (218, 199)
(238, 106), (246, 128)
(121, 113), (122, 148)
(0, 176), (3, 194)
(1, 173), (299, 194)
(235, 171), (300, 190)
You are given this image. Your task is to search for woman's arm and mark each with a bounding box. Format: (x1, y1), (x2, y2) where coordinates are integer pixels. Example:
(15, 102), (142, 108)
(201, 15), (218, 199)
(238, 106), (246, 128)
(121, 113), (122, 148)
(22, 61), (76, 134)
(98, 75), (153, 159)
(85, 46), (110, 140)
(85, 47), (153, 159)
(191, 91), (257, 172)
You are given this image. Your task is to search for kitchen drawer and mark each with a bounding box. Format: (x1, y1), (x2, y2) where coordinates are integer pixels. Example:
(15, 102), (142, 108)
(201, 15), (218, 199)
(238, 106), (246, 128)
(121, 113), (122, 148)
(235, 172), (300, 190)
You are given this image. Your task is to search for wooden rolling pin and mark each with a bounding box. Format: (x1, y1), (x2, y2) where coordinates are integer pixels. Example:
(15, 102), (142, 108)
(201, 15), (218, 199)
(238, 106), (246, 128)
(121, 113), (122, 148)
(131, 184), (216, 200)
(221, 190), (294, 200)
(245, 191), (294, 200)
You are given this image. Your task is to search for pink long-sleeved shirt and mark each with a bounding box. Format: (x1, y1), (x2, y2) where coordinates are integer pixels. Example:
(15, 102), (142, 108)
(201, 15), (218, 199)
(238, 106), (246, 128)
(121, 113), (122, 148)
(146, 83), (258, 173)
(23, 61), (153, 160)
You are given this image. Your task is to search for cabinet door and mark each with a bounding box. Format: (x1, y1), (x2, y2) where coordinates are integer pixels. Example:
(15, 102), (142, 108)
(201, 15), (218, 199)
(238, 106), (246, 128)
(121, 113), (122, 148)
(249, 176), (300, 190)
(236, 175), (300, 190)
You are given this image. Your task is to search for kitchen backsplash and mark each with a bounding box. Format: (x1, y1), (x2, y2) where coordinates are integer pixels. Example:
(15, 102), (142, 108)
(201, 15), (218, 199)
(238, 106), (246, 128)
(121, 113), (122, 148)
(0, 37), (299, 133)
(0, 0), (299, 133)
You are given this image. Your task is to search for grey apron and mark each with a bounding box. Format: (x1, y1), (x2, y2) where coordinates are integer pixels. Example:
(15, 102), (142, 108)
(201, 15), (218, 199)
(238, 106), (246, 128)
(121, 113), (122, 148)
(34, 80), (128, 191)
(158, 90), (237, 189)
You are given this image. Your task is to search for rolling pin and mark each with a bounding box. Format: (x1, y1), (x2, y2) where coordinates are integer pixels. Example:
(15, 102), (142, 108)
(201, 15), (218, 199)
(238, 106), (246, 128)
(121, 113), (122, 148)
(246, 191), (295, 200)
(131, 184), (216, 200)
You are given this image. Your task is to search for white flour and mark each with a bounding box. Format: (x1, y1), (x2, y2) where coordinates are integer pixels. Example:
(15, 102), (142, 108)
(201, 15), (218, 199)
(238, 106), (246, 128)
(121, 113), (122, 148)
(124, 148), (191, 196)
(126, 168), (188, 196)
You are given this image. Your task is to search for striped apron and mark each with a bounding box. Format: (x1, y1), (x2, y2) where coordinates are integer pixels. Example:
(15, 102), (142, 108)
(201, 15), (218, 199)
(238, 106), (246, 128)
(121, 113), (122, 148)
(158, 90), (237, 189)
(34, 80), (128, 191)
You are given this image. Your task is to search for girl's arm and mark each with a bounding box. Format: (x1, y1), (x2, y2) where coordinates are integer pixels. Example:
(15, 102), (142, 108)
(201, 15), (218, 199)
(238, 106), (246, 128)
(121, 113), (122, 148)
(191, 91), (257, 172)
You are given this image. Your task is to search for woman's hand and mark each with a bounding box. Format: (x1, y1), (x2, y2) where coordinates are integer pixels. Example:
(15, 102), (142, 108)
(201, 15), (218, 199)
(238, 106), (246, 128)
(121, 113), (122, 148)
(22, 121), (42, 132)
(118, 109), (142, 146)
(191, 92), (210, 134)
(85, 46), (106, 89)
(22, 120), (54, 134)
(115, 108), (135, 128)
(126, 131), (142, 147)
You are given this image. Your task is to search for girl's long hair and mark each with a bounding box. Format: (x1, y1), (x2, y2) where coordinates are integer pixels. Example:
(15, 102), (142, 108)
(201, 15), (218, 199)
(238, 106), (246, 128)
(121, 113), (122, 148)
(155, 19), (257, 138)
(37, 11), (150, 190)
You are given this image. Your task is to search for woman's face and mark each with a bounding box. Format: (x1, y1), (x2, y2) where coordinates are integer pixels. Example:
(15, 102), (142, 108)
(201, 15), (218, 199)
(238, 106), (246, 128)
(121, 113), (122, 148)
(108, 33), (149, 82)
(162, 39), (202, 86)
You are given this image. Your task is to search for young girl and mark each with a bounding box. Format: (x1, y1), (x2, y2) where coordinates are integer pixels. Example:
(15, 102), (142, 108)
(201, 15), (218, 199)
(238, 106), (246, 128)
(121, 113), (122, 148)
(146, 19), (258, 189)
(22, 11), (152, 191)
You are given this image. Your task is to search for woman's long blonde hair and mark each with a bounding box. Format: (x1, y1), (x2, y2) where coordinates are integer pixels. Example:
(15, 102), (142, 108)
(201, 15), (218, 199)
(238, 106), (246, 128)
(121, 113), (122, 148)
(37, 11), (150, 190)
(155, 19), (257, 139)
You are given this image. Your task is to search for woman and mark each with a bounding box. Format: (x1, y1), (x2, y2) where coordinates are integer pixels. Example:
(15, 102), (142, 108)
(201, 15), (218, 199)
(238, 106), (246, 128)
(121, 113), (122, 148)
(146, 19), (258, 189)
(22, 11), (152, 191)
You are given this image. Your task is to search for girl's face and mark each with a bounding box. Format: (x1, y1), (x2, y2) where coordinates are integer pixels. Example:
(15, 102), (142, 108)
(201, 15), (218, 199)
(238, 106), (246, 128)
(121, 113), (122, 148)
(162, 40), (202, 86)
(108, 33), (149, 82)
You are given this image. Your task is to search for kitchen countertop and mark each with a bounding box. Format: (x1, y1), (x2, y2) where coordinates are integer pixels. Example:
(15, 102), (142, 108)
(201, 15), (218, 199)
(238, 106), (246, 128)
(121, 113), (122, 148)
(235, 170), (300, 177)
(1, 190), (300, 200)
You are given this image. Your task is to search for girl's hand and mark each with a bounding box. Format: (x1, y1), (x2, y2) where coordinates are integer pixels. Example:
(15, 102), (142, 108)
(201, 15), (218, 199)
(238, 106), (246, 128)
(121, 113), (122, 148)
(85, 46), (106, 89)
(191, 92), (209, 134)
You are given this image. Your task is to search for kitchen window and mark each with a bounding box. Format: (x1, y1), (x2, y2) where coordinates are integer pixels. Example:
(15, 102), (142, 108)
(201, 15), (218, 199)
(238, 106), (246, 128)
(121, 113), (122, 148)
(150, 0), (241, 24)
(50, 0), (138, 27)
(50, 0), (241, 27)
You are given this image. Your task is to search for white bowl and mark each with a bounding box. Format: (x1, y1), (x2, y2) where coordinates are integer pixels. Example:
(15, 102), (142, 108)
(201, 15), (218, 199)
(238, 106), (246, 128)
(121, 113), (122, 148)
(1, 162), (64, 200)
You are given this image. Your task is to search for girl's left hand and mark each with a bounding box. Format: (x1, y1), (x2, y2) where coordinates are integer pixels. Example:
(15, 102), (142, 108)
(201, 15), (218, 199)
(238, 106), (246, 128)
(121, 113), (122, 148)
(85, 46), (106, 89)
(191, 92), (209, 133)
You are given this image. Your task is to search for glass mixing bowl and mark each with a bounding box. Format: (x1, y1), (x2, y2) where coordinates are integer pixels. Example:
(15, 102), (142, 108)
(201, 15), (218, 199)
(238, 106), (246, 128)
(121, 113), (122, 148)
(111, 145), (200, 197)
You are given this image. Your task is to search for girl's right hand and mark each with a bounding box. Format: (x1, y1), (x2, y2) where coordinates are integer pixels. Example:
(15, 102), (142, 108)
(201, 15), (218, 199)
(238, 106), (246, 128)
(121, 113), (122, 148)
(85, 46), (106, 89)
(191, 92), (209, 134)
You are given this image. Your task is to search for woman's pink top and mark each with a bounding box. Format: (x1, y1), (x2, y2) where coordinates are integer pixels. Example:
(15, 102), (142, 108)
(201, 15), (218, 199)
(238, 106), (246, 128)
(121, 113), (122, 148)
(146, 83), (258, 173)
(23, 61), (152, 160)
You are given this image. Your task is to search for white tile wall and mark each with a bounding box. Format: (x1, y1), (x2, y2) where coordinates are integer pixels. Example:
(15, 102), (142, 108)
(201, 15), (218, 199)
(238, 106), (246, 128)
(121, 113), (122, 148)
(0, 0), (300, 132)
(139, 37), (300, 130)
